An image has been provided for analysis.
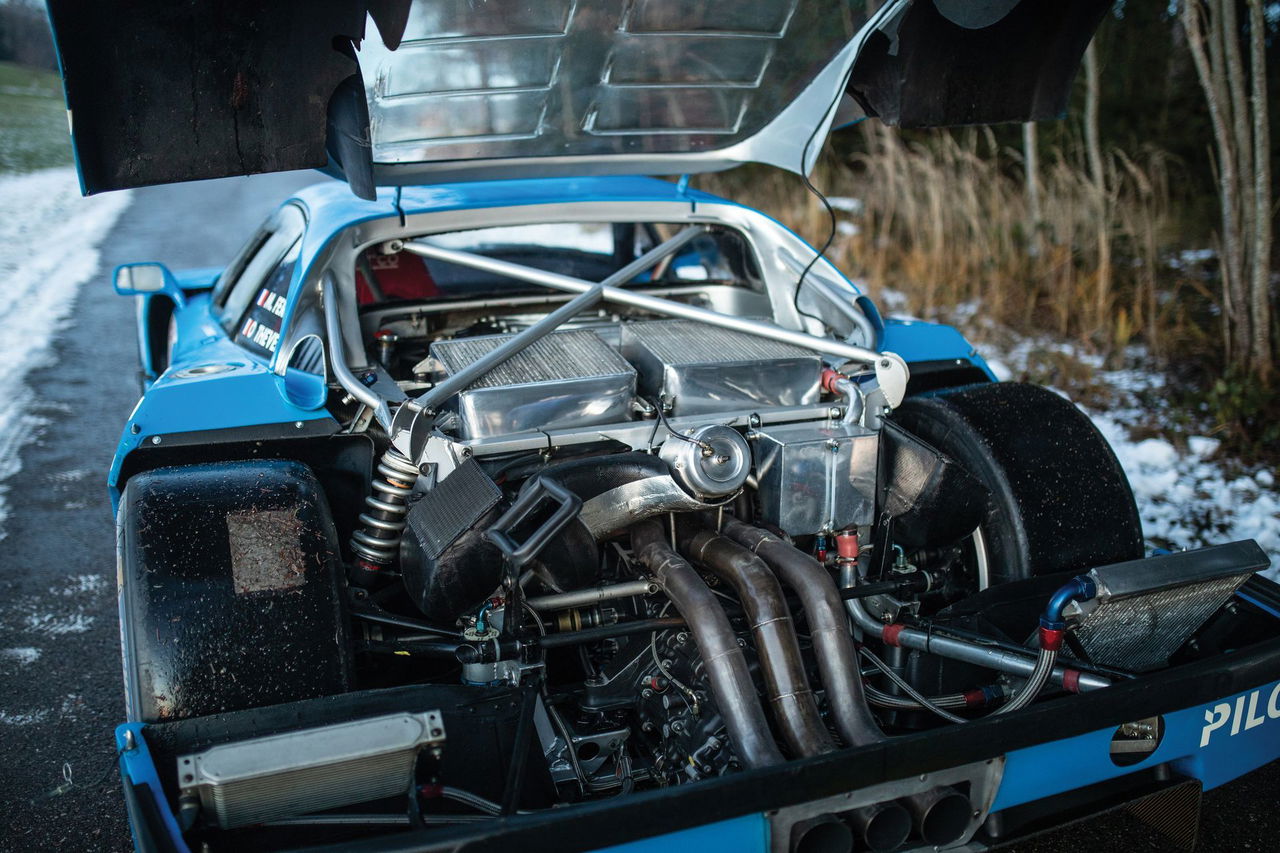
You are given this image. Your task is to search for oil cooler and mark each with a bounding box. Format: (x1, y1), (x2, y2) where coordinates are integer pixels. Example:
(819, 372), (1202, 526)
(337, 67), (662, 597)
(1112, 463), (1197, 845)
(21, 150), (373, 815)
(1068, 540), (1269, 671)
(179, 711), (446, 828)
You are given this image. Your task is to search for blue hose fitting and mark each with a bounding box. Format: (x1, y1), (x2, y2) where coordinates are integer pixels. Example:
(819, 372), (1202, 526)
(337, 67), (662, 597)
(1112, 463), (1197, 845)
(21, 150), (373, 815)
(1040, 575), (1097, 632)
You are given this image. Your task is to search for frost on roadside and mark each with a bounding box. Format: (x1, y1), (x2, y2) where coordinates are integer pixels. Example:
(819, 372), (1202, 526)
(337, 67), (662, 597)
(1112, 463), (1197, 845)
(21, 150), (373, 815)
(0, 168), (131, 540)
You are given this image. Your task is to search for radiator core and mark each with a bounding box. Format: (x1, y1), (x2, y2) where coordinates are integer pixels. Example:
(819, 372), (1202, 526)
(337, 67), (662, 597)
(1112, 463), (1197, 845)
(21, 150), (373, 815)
(179, 711), (445, 828)
(1068, 541), (1268, 671)
(430, 329), (635, 438)
(620, 319), (821, 416)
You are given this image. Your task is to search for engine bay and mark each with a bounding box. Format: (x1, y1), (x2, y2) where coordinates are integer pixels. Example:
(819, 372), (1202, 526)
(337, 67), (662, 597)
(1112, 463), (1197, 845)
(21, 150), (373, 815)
(130, 222), (1276, 853)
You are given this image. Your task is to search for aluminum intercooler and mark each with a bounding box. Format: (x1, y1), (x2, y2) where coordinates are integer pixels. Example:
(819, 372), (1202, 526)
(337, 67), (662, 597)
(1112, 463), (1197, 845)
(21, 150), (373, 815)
(621, 319), (821, 416)
(429, 329), (636, 438)
(179, 711), (446, 828)
(1068, 540), (1269, 671)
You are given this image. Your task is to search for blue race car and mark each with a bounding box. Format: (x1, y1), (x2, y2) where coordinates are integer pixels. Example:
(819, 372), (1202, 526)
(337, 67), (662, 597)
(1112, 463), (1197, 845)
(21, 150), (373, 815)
(46, 1), (1280, 851)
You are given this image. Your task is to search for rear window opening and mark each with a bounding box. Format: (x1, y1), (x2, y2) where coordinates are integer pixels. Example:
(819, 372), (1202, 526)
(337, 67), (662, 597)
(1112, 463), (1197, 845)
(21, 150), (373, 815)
(354, 222), (762, 307)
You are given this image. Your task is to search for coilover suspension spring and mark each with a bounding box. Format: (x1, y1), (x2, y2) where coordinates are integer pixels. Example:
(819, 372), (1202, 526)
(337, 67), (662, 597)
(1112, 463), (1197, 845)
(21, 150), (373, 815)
(351, 448), (420, 566)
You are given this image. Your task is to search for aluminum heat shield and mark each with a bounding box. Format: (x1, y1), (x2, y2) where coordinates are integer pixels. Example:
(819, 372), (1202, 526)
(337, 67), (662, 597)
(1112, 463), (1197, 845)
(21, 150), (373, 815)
(1067, 540), (1269, 672)
(179, 711), (445, 828)
(621, 319), (821, 416)
(430, 329), (636, 439)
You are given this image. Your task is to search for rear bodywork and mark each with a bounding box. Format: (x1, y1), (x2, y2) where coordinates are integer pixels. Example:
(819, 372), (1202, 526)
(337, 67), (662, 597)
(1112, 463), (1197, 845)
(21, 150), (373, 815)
(103, 178), (1280, 852)
(47, 0), (1110, 196)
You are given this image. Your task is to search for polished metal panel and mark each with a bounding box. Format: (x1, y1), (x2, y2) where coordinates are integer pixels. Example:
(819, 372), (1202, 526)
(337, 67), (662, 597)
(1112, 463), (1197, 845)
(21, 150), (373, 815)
(180, 711), (445, 829)
(430, 329), (636, 439)
(752, 422), (878, 535)
(621, 319), (822, 415)
(658, 424), (752, 499)
(357, 0), (877, 178)
(461, 402), (835, 456)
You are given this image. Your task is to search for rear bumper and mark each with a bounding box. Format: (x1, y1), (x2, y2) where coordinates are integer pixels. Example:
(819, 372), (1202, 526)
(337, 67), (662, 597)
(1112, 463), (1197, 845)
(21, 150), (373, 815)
(119, 611), (1280, 853)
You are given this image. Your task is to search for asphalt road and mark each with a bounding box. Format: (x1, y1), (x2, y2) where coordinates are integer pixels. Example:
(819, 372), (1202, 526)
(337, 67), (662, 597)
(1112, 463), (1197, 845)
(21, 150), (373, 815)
(0, 172), (1275, 852)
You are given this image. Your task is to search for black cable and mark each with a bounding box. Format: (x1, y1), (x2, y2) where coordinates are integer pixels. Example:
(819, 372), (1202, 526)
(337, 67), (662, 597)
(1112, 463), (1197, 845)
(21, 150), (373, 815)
(649, 398), (713, 454)
(792, 89), (845, 327)
(792, 48), (871, 329)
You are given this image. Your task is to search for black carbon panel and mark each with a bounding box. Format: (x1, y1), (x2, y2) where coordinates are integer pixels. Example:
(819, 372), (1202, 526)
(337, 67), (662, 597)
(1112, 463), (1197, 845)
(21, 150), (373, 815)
(406, 458), (502, 560)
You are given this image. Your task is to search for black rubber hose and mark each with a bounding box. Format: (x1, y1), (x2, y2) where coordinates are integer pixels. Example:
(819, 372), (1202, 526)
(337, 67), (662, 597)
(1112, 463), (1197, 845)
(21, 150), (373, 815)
(631, 521), (784, 769)
(536, 618), (685, 649)
(679, 528), (835, 758)
(719, 518), (885, 748)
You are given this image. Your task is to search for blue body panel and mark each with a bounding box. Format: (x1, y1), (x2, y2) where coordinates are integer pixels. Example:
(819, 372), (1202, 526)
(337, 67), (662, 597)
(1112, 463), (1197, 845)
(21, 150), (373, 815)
(108, 292), (330, 508)
(994, 678), (1280, 812)
(881, 317), (997, 379)
(116, 723), (192, 853)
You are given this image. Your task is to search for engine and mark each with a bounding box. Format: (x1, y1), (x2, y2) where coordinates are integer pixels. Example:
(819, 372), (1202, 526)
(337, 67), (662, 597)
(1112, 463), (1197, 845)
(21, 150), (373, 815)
(278, 300), (1265, 850)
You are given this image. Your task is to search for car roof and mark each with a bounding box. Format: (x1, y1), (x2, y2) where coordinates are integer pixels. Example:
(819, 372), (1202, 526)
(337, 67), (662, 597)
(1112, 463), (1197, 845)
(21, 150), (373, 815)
(287, 174), (732, 261)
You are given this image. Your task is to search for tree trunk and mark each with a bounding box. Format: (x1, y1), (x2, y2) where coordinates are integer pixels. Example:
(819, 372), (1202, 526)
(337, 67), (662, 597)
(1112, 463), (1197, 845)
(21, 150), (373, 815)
(1182, 0), (1246, 365)
(1083, 43), (1111, 336)
(1022, 122), (1042, 255)
(1246, 0), (1273, 383)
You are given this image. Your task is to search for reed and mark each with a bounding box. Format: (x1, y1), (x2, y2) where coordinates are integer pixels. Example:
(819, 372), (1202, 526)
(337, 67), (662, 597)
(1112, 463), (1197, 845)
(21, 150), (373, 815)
(698, 128), (1198, 364)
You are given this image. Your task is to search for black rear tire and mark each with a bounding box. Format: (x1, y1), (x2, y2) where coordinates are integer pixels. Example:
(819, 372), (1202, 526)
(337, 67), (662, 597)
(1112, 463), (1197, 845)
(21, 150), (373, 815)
(891, 382), (1144, 586)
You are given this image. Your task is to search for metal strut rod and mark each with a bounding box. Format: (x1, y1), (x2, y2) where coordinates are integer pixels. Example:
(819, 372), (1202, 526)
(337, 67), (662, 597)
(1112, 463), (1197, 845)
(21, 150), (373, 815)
(403, 237), (897, 370)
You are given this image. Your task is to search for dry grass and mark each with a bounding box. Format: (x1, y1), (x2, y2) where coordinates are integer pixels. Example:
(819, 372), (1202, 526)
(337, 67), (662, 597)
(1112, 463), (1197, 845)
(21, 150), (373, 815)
(698, 126), (1204, 364)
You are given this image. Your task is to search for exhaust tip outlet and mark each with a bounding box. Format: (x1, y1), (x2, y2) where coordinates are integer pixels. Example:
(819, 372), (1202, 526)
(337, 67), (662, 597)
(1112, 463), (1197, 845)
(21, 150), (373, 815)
(790, 814), (854, 853)
(904, 787), (971, 848)
(848, 800), (912, 852)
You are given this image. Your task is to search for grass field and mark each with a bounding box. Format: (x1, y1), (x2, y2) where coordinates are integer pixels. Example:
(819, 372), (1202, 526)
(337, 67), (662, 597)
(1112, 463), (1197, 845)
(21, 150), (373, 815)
(0, 61), (71, 174)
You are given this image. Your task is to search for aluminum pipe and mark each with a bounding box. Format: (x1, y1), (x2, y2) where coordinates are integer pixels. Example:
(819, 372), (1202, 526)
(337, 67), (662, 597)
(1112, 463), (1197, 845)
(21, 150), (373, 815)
(404, 240), (888, 367)
(841, 576), (1110, 692)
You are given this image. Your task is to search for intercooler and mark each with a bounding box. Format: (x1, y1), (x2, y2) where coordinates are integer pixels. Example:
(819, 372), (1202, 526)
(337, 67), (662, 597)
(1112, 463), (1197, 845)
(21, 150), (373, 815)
(1068, 540), (1269, 671)
(429, 329), (636, 438)
(178, 711), (446, 828)
(621, 319), (822, 416)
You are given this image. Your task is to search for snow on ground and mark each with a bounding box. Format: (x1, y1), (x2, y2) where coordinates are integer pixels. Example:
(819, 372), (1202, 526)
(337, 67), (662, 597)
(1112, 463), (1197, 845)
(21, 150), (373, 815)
(0, 168), (131, 540)
(986, 341), (1280, 581)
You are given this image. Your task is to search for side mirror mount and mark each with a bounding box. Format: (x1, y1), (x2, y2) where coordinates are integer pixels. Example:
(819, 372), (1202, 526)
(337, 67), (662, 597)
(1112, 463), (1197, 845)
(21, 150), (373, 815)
(114, 262), (186, 307)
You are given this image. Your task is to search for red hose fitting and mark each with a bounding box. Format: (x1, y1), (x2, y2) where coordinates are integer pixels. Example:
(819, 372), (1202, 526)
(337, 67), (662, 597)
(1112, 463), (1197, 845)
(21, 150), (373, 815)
(1038, 626), (1064, 652)
(835, 531), (859, 560)
(1061, 668), (1082, 694)
(963, 688), (987, 708)
(882, 623), (905, 647)
(821, 367), (842, 393)
(418, 783), (443, 799)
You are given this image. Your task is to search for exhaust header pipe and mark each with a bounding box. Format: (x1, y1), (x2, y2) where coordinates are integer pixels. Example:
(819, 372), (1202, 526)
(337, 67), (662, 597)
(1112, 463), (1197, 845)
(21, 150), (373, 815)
(630, 521), (784, 769)
(718, 517), (884, 747)
(679, 528), (835, 758)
